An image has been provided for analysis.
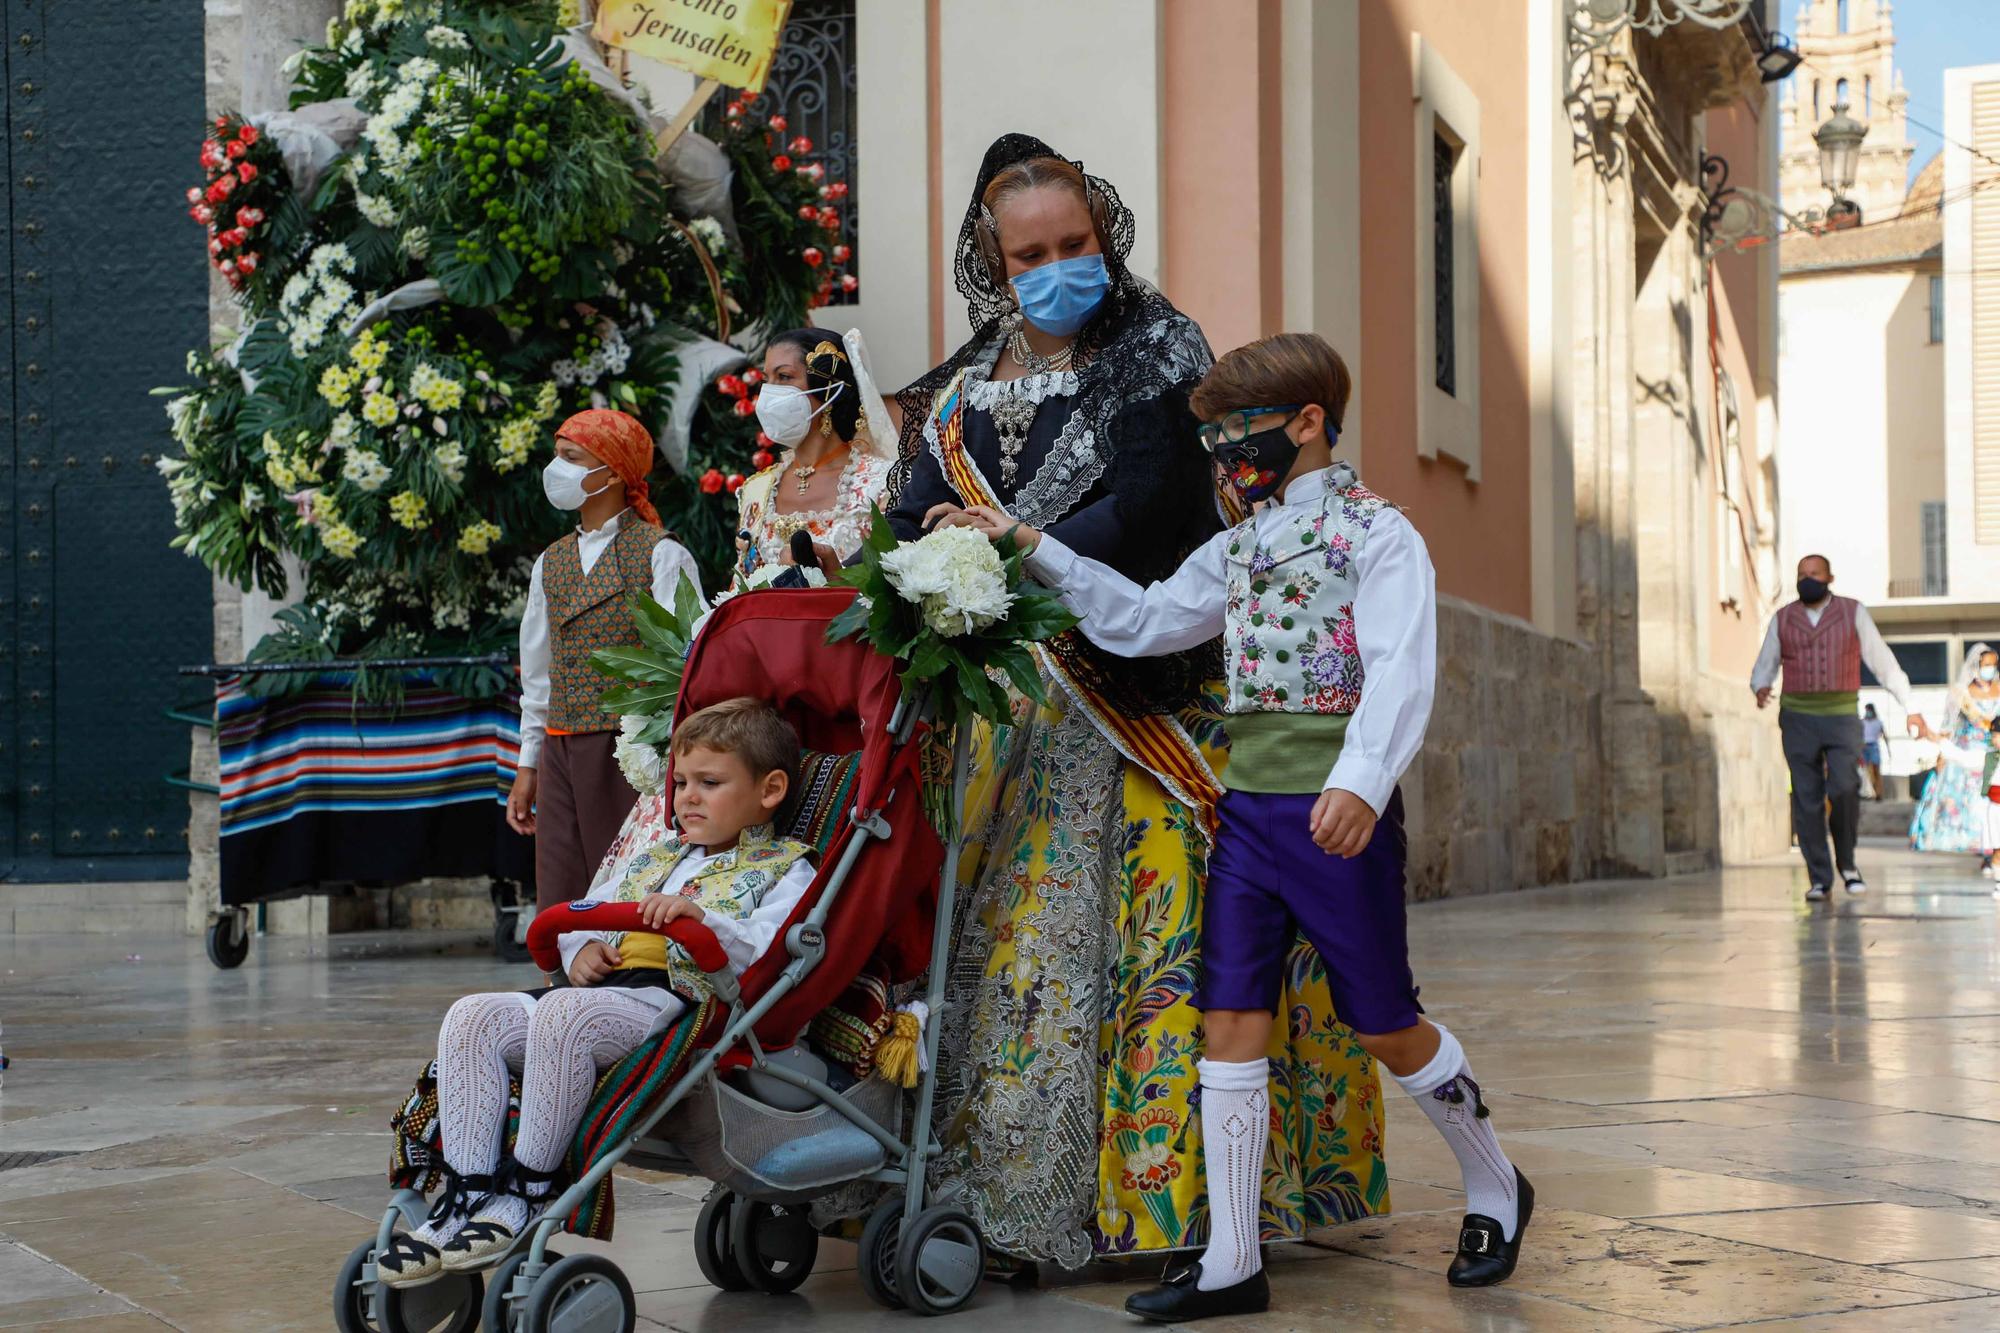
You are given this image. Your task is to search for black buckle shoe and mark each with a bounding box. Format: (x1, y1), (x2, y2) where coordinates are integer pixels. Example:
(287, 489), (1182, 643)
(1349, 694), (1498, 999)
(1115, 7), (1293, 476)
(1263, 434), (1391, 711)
(1123, 1260), (1271, 1323)
(1447, 1169), (1533, 1287)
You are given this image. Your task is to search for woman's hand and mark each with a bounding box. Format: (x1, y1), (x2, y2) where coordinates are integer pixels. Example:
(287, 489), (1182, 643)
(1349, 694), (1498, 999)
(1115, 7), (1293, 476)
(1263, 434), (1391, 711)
(1310, 788), (1377, 858)
(954, 505), (1042, 553)
(923, 502), (968, 530)
(567, 939), (623, 985)
(637, 894), (705, 930)
(507, 768), (538, 835)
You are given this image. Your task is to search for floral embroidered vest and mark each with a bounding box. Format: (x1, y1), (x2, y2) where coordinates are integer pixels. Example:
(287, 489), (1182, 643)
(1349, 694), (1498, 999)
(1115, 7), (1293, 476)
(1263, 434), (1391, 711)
(543, 521), (666, 734)
(1223, 464), (1390, 716)
(605, 824), (811, 998)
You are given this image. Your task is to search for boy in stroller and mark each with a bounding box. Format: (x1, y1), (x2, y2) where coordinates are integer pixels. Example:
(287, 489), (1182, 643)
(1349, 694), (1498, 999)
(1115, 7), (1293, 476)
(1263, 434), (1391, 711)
(378, 697), (816, 1287)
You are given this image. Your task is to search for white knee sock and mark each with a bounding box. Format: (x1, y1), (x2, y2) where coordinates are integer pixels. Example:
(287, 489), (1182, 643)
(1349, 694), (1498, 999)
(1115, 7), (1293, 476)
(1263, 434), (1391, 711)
(420, 993), (530, 1245)
(1392, 1025), (1519, 1239)
(1194, 1058), (1269, 1291)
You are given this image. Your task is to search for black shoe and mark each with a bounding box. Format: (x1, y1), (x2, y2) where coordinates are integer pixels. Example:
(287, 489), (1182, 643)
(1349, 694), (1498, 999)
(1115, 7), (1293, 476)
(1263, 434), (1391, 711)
(1840, 869), (1867, 896)
(1123, 1260), (1270, 1323)
(1805, 883), (1831, 902)
(1447, 1170), (1533, 1287)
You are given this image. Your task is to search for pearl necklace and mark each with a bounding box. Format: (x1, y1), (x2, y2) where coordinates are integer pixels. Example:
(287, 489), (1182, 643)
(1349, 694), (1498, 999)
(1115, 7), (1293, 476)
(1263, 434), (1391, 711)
(1007, 326), (1075, 376)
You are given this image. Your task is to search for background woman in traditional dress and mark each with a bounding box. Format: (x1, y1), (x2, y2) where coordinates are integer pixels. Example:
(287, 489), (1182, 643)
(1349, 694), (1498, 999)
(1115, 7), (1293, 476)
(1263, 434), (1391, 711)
(734, 326), (897, 585)
(1910, 643), (2000, 875)
(890, 134), (1387, 1273)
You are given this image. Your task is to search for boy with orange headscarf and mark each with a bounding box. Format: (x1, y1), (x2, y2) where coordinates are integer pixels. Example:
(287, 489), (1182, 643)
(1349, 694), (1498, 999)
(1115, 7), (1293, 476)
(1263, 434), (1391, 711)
(511, 409), (704, 913)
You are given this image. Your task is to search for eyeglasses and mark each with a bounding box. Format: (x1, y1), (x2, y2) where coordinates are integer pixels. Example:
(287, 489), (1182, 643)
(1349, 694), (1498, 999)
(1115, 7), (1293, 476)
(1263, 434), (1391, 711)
(1197, 405), (1304, 453)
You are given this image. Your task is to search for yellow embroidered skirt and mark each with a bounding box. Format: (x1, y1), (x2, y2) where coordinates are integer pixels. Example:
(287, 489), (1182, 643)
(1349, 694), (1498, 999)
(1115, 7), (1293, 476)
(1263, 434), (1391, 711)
(928, 682), (1388, 1268)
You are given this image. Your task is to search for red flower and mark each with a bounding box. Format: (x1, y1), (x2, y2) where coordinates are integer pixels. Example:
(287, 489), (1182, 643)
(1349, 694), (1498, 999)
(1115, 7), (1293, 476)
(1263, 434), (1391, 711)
(200, 143), (222, 170)
(802, 246), (824, 267)
(218, 258), (237, 274)
(715, 373), (747, 399)
(826, 181), (849, 201)
(236, 206), (265, 228)
(798, 205), (819, 222)
(818, 208), (840, 231)
(237, 162), (258, 182)
(769, 115), (788, 132)
(186, 186), (202, 204)
(699, 468), (726, 495)
(726, 473), (746, 493)
(214, 114), (229, 131)
(771, 154), (792, 172)
(238, 124), (260, 146)
(755, 431), (776, 448)
(752, 449), (775, 470)
(193, 205), (215, 225)
(208, 237), (225, 257)
(832, 244), (852, 263)
(840, 273), (859, 293)
(213, 173), (236, 197)
(788, 135), (813, 155)
(226, 139), (247, 160)
(731, 397), (757, 417)
(726, 100), (745, 118)
(238, 253), (259, 273)
(743, 369), (763, 386)
(803, 163), (824, 182)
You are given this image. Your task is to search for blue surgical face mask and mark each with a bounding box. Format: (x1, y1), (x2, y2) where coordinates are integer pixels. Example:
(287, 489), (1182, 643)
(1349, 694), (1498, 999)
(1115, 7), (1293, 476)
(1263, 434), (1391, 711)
(1982, 665), (1998, 683)
(1010, 253), (1110, 337)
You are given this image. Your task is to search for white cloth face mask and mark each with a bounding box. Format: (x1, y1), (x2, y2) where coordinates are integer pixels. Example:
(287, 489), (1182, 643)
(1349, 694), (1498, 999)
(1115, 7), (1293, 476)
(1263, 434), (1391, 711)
(542, 456), (612, 510)
(754, 382), (843, 448)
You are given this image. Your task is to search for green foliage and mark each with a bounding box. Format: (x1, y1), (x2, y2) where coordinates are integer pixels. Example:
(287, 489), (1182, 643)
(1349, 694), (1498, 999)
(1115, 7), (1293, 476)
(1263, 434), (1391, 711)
(588, 575), (703, 746)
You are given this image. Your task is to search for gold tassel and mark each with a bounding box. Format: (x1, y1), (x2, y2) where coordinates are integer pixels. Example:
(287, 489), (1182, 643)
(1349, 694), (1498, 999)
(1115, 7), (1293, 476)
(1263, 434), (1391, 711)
(875, 1009), (924, 1089)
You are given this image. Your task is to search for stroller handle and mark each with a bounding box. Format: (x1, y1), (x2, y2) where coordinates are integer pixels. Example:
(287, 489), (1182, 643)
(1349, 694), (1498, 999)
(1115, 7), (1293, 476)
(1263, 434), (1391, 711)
(524, 900), (730, 976)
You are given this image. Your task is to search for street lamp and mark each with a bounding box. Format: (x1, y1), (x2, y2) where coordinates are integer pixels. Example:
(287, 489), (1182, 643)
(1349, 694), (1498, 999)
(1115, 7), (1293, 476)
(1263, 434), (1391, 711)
(1813, 101), (1868, 222)
(1754, 32), (1802, 83)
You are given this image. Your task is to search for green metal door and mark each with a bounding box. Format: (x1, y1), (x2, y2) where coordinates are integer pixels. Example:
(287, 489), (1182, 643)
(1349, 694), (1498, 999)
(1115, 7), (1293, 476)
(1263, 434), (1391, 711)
(5, 0), (212, 879)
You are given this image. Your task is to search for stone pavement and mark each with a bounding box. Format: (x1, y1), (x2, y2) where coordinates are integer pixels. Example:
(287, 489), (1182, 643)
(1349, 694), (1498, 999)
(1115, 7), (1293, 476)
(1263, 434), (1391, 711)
(2, 843), (1998, 1331)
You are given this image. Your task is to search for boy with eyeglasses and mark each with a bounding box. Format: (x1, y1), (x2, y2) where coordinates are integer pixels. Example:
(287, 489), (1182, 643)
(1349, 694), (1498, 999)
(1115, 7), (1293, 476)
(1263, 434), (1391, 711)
(958, 331), (1530, 1321)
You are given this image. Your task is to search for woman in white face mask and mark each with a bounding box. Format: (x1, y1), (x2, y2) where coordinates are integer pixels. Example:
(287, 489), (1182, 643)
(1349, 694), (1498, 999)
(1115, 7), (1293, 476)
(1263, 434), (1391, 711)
(731, 327), (899, 589)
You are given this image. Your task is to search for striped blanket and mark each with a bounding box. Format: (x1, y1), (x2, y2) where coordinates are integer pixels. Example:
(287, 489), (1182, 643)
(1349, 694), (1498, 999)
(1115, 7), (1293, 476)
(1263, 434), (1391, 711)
(216, 674), (530, 903)
(390, 996), (722, 1241)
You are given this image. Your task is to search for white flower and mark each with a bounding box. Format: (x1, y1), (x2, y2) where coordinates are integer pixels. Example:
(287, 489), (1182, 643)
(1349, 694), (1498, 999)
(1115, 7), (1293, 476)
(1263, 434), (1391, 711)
(688, 216), (727, 253)
(879, 525), (1015, 637)
(424, 24), (468, 50)
(719, 562), (827, 603)
(614, 714), (667, 795)
(356, 189), (399, 228)
(345, 64), (377, 99)
(401, 225), (430, 259)
(342, 449), (392, 491)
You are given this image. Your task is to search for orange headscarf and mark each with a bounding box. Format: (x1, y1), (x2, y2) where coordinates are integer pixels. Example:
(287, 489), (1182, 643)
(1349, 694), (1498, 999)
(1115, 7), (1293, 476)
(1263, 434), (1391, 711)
(553, 408), (661, 526)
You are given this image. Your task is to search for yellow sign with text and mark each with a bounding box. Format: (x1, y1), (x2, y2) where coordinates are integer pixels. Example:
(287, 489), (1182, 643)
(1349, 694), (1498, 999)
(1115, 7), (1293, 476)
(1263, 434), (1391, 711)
(593, 0), (793, 94)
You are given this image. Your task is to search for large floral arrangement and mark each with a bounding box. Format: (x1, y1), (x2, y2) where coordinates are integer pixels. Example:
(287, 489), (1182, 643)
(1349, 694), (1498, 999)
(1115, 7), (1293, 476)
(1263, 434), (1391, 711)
(829, 514), (1078, 730)
(156, 0), (848, 689)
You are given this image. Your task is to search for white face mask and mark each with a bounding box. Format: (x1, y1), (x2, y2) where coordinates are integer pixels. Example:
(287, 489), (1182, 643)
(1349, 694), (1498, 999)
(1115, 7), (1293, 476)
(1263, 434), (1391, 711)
(1982, 665), (1998, 683)
(542, 456), (612, 511)
(754, 382), (843, 448)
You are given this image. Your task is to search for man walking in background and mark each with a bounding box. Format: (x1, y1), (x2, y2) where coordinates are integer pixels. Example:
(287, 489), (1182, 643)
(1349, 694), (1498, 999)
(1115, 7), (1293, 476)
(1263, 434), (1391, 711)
(1752, 555), (1935, 900)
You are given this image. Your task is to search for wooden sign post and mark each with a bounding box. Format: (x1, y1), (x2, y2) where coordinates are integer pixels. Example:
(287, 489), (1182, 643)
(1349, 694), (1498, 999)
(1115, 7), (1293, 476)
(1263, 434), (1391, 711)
(593, 0), (793, 154)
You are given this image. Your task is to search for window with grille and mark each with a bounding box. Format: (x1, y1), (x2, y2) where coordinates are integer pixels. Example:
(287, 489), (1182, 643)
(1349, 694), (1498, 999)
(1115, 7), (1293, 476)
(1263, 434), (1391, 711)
(1433, 131), (1457, 397)
(1923, 500), (1948, 596)
(1929, 274), (1944, 344)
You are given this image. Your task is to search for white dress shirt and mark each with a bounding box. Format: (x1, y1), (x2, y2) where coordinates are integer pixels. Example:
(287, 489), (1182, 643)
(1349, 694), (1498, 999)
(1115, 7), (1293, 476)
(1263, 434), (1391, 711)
(518, 509), (704, 769)
(1024, 465), (1438, 814)
(1749, 598), (1914, 713)
(556, 839), (815, 1020)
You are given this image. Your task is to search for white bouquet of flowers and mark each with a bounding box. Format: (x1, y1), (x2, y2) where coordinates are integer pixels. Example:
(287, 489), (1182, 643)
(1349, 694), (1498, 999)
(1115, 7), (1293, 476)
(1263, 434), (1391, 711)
(829, 508), (1076, 728)
(878, 525), (1015, 637)
(613, 713), (666, 795)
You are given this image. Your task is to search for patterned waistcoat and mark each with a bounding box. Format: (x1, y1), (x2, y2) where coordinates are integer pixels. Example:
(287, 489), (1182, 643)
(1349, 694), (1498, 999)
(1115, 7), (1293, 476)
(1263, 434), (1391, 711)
(1777, 595), (1861, 694)
(543, 521), (667, 734)
(604, 823), (812, 998)
(1223, 463), (1391, 716)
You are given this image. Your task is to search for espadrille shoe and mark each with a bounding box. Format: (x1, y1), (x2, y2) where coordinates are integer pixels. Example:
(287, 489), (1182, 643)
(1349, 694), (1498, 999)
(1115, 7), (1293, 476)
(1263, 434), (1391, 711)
(376, 1234), (447, 1287)
(439, 1216), (527, 1271)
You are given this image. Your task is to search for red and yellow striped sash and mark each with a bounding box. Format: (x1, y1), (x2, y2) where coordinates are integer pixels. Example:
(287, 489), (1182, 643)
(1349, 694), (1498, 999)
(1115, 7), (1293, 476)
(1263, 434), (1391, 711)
(931, 374), (1223, 838)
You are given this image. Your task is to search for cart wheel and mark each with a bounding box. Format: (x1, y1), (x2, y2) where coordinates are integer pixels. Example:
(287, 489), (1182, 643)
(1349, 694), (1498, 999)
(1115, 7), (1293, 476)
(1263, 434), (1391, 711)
(693, 1190), (748, 1291)
(491, 908), (531, 964)
(894, 1205), (984, 1316)
(333, 1238), (383, 1333)
(206, 915), (249, 969)
(377, 1269), (482, 1333)
(856, 1198), (905, 1310)
(729, 1198), (818, 1294)
(520, 1254), (634, 1333)
(480, 1247), (560, 1333)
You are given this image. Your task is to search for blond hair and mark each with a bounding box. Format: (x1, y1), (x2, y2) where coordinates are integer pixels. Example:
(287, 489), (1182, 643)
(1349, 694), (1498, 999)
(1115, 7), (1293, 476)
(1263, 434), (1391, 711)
(671, 697), (800, 783)
(1191, 332), (1353, 435)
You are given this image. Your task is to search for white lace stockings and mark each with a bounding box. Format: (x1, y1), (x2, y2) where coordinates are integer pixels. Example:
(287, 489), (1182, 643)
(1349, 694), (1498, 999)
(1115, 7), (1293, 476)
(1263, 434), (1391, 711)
(1194, 1058), (1270, 1291)
(426, 988), (671, 1238)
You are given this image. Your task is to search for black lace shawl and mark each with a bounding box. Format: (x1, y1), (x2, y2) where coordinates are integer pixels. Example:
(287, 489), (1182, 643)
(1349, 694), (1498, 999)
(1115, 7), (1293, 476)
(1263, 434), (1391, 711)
(887, 133), (1222, 717)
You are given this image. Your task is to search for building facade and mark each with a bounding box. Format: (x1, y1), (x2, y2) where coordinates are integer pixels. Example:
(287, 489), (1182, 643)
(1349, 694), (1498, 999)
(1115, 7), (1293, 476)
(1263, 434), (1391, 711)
(1777, 0), (1912, 222)
(188, 0), (1792, 918)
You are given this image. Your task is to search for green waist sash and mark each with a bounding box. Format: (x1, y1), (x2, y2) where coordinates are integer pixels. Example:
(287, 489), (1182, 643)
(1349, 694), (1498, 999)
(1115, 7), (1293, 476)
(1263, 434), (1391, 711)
(1222, 712), (1350, 794)
(1779, 689), (1859, 718)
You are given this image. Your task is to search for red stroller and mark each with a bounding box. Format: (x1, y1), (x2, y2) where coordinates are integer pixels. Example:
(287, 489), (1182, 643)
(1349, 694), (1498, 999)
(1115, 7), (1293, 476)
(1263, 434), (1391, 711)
(336, 589), (985, 1331)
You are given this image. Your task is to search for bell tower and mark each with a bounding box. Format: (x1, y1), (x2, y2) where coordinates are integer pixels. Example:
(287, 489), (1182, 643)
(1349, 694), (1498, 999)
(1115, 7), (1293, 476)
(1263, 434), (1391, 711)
(1778, 0), (1914, 218)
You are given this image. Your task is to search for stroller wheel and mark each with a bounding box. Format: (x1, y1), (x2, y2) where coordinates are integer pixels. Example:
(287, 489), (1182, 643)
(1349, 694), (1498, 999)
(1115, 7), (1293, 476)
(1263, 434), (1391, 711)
(895, 1205), (984, 1316)
(729, 1199), (819, 1294)
(520, 1254), (635, 1333)
(480, 1247), (561, 1333)
(693, 1190), (750, 1291)
(333, 1238), (383, 1333)
(377, 1268), (483, 1333)
(857, 1199), (905, 1310)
